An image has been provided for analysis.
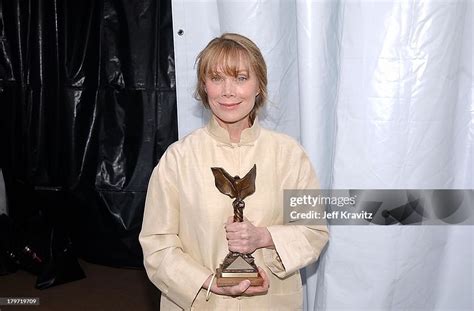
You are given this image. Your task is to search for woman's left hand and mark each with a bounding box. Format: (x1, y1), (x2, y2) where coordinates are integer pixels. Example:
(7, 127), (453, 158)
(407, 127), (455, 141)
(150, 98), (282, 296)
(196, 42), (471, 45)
(225, 217), (274, 254)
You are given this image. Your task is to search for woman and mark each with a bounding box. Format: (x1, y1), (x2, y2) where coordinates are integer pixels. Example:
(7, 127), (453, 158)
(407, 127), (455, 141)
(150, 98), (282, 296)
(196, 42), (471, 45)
(139, 33), (328, 310)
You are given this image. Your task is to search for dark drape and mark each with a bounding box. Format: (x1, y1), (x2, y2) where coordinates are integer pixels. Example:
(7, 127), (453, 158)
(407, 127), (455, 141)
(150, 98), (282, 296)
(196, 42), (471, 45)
(0, 0), (177, 268)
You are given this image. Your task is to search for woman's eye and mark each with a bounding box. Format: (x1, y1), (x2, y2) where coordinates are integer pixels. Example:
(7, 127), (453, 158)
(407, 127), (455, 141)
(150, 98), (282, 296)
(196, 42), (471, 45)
(211, 76), (222, 82)
(237, 76), (248, 82)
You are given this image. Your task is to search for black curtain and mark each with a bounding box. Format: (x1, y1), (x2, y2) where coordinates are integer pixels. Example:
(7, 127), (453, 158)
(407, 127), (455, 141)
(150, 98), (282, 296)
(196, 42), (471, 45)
(0, 0), (177, 268)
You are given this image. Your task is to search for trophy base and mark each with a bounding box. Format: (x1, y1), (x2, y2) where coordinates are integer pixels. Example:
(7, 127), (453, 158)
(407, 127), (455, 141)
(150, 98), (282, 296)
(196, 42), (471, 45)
(216, 267), (264, 287)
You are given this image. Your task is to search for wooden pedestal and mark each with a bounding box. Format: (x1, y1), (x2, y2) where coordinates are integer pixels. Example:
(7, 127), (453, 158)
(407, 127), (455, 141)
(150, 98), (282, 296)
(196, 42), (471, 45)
(216, 267), (264, 287)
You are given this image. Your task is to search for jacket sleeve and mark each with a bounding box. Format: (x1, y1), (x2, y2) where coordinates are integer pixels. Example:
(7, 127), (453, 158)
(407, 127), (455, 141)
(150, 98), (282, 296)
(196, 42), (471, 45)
(262, 143), (329, 278)
(139, 149), (211, 309)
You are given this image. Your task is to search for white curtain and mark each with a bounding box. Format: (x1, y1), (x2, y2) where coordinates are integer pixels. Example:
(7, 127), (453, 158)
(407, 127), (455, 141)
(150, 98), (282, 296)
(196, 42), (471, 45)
(171, 0), (473, 310)
(0, 170), (6, 215)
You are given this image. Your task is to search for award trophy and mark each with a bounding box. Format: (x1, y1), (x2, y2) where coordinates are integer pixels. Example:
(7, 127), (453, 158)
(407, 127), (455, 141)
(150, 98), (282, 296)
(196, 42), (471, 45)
(211, 164), (264, 287)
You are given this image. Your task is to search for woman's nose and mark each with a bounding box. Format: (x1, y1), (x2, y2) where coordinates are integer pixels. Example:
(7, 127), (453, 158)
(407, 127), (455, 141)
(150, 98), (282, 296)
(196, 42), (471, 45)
(222, 79), (235, 96)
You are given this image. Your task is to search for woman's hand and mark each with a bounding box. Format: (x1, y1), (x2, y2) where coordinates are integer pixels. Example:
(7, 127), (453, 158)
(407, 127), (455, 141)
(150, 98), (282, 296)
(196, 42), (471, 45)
(225, 217), (274, 254)
(203, 267), (269, 297)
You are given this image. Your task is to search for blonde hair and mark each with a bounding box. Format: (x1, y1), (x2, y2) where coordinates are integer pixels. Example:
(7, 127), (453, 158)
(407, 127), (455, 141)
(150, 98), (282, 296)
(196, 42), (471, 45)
(194, 33), (268, 123)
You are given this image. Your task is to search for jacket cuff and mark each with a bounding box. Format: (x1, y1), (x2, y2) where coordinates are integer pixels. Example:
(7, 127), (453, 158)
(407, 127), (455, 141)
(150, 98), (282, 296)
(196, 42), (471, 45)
(263, 225), (295, 277)
(158, 263), (212, 309)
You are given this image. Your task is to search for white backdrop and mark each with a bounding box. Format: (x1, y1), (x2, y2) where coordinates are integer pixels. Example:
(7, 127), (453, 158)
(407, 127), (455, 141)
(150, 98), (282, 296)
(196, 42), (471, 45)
(0, 170), (6, 215)
(171, 0), (473, 310)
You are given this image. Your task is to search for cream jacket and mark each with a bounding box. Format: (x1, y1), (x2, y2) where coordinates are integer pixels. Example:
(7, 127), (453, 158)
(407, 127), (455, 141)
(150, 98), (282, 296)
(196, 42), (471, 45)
(139, 117), (329, 310)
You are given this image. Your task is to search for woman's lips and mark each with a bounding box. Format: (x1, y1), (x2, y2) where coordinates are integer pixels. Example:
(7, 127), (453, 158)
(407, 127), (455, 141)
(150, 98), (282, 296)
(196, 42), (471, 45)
(219, 102), (240, 109)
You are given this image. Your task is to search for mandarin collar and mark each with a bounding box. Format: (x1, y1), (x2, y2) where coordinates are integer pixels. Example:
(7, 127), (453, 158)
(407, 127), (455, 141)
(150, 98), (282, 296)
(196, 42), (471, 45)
(205, 115), (261, 145)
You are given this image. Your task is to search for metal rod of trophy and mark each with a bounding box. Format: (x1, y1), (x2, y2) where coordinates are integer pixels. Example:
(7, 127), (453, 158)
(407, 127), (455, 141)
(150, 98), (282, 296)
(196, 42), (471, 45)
(233, 199), (244, 223)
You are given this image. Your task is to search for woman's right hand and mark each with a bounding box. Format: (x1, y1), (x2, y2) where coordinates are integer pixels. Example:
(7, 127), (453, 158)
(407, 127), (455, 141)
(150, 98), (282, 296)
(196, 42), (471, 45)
(203, 267), (269, 297)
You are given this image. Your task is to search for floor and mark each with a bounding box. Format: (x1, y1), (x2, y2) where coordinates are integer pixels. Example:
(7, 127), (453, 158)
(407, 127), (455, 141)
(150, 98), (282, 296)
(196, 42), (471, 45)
(0, 260), (160, 310)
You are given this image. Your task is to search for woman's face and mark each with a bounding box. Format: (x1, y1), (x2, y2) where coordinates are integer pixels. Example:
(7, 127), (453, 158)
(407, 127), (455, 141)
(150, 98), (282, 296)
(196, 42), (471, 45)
(204, 62), (259, 129)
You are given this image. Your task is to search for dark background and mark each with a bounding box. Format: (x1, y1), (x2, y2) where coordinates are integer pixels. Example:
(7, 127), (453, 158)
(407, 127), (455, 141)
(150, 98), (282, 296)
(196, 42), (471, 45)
(0, 0), (177, 273)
